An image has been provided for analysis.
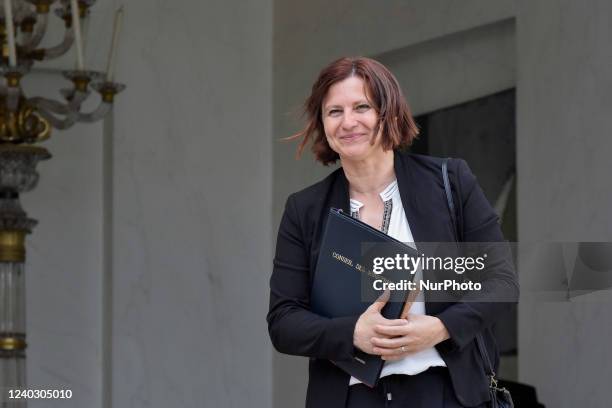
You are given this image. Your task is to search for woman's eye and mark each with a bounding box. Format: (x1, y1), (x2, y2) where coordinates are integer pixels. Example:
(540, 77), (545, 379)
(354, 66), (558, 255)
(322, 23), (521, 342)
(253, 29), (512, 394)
(328, 109), (342, 116)
(355, 104), (370, 112)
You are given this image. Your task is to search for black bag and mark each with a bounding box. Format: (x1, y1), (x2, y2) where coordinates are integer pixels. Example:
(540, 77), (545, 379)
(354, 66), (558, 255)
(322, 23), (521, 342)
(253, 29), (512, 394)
(442, 158), (514, 408)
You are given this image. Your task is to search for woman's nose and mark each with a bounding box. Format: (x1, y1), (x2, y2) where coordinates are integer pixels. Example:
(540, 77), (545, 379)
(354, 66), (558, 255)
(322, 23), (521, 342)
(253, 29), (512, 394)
(341, 111), (358, 129)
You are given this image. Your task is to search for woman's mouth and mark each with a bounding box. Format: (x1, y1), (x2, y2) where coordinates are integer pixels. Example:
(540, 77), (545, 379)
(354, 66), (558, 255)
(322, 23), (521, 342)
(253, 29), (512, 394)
(339, 133), (365, 141)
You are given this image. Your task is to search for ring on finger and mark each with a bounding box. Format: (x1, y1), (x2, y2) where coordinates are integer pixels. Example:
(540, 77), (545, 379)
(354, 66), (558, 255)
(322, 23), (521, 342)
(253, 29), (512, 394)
(400, 345), (406, 353)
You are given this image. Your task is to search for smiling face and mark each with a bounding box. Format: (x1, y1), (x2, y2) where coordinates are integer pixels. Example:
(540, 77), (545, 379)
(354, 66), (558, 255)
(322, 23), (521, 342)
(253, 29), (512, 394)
(321, 76), (383, 162)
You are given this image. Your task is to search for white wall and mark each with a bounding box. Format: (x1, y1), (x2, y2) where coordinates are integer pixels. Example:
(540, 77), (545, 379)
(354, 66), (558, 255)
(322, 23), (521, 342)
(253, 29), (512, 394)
(516, 0), (612, 406)
(378, 19), (515, 117)
(110, 1), (272, 406)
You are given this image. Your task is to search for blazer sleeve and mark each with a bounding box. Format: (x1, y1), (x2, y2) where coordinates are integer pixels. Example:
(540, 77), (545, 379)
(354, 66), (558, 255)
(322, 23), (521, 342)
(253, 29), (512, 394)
(267, 194), (359, 360)
(435, 159), (520, 352)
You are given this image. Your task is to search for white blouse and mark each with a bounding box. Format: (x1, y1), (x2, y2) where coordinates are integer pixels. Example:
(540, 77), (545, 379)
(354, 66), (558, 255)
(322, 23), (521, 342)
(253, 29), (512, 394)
(348, 180), (446, 386)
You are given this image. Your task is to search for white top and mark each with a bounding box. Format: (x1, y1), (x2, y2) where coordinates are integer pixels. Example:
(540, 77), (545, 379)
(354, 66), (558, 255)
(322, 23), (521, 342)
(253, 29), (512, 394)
(348, 180), (446, 386)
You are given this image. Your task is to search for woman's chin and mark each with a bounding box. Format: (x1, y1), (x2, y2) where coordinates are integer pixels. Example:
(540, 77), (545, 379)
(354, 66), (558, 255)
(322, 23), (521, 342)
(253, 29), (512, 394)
(337, 146), (379, 162)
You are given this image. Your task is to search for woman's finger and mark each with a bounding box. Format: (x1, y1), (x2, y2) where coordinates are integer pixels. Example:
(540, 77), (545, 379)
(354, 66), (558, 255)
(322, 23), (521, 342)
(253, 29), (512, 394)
(371, 346), (402, 356)
(370, 336), (406, 349)
(376, 318), (409, 326)
(374, 323), (411, 336)
(372, 344), (415, 356)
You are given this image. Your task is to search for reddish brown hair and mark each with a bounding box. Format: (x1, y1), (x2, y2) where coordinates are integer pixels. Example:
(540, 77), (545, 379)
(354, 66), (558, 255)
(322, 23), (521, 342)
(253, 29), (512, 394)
(289, 57), (419, 165)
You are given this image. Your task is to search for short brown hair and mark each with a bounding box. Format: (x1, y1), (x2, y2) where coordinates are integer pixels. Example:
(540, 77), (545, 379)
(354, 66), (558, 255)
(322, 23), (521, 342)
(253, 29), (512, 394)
(289, 57), (419, 165)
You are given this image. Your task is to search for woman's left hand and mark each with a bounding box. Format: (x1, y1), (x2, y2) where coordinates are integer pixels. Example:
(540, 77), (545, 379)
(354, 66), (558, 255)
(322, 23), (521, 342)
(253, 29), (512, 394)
(370, 314), (450, 361)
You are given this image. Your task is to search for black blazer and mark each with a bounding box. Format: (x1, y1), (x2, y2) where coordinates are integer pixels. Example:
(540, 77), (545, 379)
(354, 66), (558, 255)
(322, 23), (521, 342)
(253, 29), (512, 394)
(267, 151), (519, 407)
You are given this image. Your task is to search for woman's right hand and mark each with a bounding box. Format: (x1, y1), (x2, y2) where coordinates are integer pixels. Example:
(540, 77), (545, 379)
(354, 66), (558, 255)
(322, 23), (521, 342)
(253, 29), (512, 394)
(353, 290), (408, 354)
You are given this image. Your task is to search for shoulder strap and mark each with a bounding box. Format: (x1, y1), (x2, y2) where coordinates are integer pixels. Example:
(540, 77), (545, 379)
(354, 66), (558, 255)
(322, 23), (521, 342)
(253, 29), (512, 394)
(441, 158), (496, 379)
(441, 159), (459, 242)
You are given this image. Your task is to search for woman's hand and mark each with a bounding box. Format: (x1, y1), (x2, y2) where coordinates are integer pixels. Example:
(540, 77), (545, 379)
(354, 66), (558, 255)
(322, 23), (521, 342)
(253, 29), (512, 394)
(370, 314), (450, 361)
(353, 291), (407, 354)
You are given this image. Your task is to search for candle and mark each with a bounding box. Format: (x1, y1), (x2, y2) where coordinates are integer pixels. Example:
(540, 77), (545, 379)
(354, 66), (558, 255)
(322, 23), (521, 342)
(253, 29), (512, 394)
(3, 0), (16, 67)
(105, 6), (123, 82)
(81, 12), (89, 61)
(70, 0), (84, 70)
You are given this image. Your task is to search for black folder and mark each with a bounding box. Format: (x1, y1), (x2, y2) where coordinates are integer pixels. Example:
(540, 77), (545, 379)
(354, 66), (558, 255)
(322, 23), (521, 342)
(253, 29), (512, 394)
(311, 208), (419, 387)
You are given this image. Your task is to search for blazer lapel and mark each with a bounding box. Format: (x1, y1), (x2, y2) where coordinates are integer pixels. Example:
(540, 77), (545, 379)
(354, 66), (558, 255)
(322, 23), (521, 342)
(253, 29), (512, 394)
(309, 168), (350, 273)
(328, 168), (350, 213)
(394, 150), (437, 244)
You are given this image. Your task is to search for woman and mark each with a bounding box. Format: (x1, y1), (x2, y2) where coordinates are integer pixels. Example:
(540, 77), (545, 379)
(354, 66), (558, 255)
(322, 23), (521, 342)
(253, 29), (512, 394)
(267, 57), (518, 407)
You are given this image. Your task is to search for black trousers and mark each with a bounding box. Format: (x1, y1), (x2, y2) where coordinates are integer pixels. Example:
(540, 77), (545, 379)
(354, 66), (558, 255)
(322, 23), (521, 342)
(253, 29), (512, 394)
(346, 367), (484, 408)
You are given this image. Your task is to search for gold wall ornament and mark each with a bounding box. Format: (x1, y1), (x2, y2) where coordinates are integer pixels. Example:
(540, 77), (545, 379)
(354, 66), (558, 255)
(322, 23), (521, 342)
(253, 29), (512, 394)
(34, 1), (53, 15)
(0, 97), (52, 143)
(0, 230), (26, 262)
(0, 336), (27, 351)
(18, 104), (52, 142)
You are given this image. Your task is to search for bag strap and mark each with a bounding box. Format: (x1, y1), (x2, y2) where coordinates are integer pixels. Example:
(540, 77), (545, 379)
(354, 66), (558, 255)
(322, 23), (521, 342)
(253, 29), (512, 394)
(441, 159), (459, 242)
(441, 158), (497, 381)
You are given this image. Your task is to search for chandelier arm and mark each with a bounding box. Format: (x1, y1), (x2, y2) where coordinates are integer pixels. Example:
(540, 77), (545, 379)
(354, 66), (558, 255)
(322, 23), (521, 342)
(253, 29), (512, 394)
(33, 96), (111, 126)
(67, 90), (90, 110)
(76, 101), (111, 123)
(39, 27), (75, 60)
(21, 13), (50, 51)
(34, 105), (79, 130)
(29, 96), (73, 115)
(31, 87), (98, 117)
